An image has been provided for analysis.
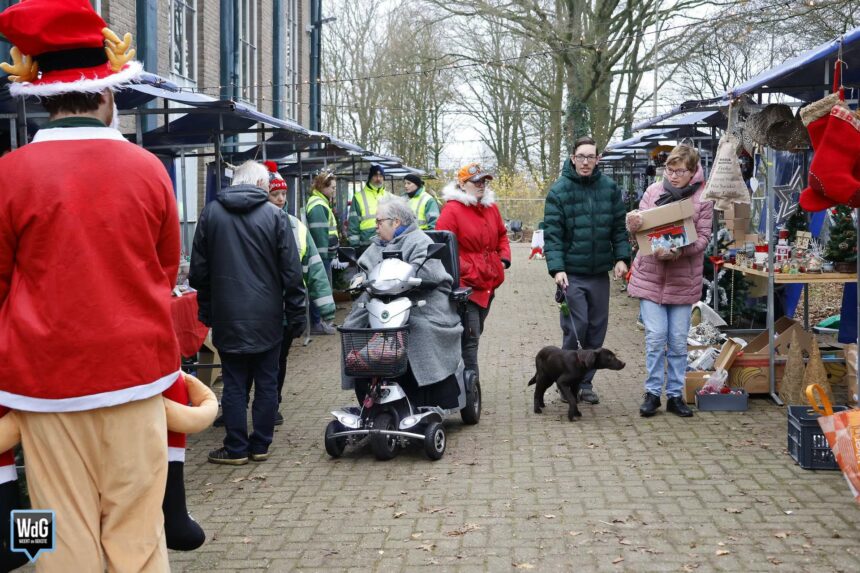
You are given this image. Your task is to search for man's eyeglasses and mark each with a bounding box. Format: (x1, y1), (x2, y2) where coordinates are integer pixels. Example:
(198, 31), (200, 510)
(573, 155), (598, 164)
(375, 218), (393, 227)
(665, 168), (689, 177)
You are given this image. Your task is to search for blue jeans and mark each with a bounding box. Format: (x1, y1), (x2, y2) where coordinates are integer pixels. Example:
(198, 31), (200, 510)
(310, 258), (333, 325)
(640, 300), (691, 398)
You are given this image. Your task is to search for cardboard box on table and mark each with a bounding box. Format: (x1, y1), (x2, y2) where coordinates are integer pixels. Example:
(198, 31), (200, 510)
(724, 203), (751, 220)
(635, 199), (698, 256)
(196, 332), (222, 386)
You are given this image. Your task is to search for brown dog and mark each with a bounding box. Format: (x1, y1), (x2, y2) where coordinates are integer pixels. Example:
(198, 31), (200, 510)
(527, 346), (625, 421)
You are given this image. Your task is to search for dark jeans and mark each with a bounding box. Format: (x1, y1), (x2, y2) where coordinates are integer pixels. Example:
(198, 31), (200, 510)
(462, 300), (491, 382)
(560, 273), (610, 389)
(243, 327), (293, 406)
(220, 345), (280, 456)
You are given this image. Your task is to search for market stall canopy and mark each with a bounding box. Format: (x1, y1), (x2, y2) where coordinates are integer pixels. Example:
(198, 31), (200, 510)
(727, 25), (860, 101)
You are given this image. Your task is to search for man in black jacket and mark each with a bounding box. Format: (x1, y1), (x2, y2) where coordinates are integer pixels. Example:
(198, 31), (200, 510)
(190, 161), (306, 465)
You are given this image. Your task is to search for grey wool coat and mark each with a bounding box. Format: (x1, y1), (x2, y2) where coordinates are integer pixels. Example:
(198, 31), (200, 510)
(342, 225), (464, 388)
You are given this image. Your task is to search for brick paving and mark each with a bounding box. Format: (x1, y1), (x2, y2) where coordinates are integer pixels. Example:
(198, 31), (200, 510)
(171, 243), (860, 572)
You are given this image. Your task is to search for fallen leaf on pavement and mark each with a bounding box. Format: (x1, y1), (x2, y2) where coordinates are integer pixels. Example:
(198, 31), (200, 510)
(410, 533), (422, 540)
(569, 531), (582, 537)
(612, 557), (624, 564)
(774, 532), (789, 539)
(394, 512), (406, 518)
(544, 514), (556, 519)
(513, 563), (535, 570)
(724, 508), (742, 514)
(446, 523), (481, 536)
(418, 543), (436, 552)
(716, 550), (730, 556)
(769, 557), (782, 565)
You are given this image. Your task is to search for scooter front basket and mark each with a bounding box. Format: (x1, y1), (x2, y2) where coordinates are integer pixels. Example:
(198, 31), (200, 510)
(339, 326), (409, 377)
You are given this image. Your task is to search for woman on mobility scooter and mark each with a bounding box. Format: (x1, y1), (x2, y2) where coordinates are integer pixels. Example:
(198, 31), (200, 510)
(325, 195), (480, 460)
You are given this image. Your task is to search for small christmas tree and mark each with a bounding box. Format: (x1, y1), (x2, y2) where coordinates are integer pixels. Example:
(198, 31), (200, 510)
(824, 205), (858, 264)
(785, 206), (809, 244)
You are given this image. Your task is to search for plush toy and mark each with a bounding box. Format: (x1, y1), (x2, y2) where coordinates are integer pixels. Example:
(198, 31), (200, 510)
(0, 373), (217, 564)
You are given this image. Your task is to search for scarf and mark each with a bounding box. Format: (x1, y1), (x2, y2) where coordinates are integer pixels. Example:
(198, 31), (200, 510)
(655, 178), (700, 206)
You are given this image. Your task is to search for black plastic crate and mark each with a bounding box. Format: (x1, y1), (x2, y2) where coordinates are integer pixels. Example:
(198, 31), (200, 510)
(339, 326), (409, 378)
(787, 405), (848, 470)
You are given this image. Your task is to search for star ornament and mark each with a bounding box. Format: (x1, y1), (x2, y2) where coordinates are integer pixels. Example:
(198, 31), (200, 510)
(773, 166), (803, 225)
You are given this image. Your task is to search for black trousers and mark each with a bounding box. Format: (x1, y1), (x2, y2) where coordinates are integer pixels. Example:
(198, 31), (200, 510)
(461, 300), (491, 382)
(220, 344), (280, 456)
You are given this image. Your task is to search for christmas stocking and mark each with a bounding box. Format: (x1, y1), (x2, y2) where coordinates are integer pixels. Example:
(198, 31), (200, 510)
(801, 102), (860, 211)
(162, 377), (206, 552)
(0, 410), (27, 572)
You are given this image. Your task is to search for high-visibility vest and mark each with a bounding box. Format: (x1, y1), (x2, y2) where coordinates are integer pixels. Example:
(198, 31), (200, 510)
(287, 214), (308, 260)
(409, 189), (435, 230)
(306, 190), (338, 241)
(355, 185), (386, 231)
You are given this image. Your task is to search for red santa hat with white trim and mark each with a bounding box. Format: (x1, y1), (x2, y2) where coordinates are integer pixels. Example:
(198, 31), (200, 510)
(0, 0), (143, 98)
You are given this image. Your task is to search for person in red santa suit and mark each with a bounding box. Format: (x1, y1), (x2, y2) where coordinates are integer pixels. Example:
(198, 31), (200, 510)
(0, 0), (182, 569)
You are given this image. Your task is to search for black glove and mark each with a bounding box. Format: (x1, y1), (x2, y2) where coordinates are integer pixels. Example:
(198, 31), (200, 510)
(502, 258), (511, 269)
(554, 284), (566, 304)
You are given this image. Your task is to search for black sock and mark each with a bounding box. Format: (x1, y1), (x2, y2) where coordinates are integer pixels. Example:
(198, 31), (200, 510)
(163, 462), (206, 551)
(0, 480), (29, 571)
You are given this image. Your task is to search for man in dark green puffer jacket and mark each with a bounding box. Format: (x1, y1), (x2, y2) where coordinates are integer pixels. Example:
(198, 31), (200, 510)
(543, 136), (630, 405)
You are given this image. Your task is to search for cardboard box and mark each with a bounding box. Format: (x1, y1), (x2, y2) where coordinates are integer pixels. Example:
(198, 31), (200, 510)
(196, 334), (222, 387)
(724, 318), (815, 394)
(725, 218), (750, 233)
(714, 339), (743, 371)
(635, 199), (698, 256)
(725, 203), (751, 219)
(685, 371), (712, 404)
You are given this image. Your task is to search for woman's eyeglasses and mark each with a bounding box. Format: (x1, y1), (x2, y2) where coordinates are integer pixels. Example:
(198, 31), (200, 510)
(375, 218), (393, 227)
(665, 168), (689, 177)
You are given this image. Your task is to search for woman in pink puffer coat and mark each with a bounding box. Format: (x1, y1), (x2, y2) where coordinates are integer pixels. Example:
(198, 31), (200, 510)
(626, 145), (713, 418)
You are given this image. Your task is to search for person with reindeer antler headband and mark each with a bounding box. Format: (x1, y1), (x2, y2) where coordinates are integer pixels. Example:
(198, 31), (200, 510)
(0, 0), (218, 569)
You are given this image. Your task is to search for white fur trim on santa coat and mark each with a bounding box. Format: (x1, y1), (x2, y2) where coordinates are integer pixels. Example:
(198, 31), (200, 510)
(441, 182), (496, 207)
(0, 464), (16, 485)
(32, 126), (127, 144)
(168, 447), (186, 463)
(0, 370), (181, 413)
(9, 61), (143, 98)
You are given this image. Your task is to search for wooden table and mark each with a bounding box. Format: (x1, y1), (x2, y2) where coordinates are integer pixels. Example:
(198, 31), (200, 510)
(723, 263), (857, 284)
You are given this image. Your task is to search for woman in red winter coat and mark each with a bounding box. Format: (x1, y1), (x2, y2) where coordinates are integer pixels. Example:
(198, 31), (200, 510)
(626, 145), (713, 419)
(436, 163), (511, 383)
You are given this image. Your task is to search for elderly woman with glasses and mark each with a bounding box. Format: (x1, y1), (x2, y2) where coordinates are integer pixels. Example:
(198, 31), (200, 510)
(544, 136), (631, 407)
(625, 145), (713, 418)
(341, 194), (464, 400)
(436, 163), (511, 387)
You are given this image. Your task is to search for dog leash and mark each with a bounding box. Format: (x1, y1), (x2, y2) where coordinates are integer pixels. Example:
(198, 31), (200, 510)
(558, 285), (582, 350)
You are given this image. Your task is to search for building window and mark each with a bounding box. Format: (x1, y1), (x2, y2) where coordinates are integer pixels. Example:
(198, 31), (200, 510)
(284, 0), (299, 120)
(237, 0), (257, 104)
(169, 0), (197, 82)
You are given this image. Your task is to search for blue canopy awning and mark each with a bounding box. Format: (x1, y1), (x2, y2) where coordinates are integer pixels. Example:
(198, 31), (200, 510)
(727, 26), (860, 101)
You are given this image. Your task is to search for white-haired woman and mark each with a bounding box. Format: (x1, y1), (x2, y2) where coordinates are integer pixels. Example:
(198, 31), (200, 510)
(341, 195), (463, 404)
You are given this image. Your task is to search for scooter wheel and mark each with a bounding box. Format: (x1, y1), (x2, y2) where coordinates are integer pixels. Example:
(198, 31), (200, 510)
(370, 413), (398, 461)
(423, 422), (446, 460)
(461, 376), (481, 425)
(324, 420), (346, 458)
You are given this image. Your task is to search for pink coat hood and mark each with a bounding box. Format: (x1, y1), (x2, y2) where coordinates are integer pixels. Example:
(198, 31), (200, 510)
(626, 164), (713, 305)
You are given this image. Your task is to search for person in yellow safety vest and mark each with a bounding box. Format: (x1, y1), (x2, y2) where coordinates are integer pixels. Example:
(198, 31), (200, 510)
(306, 171), (339, 266)
(403, 173), (440, 230)
(348, 164), (388, 251)
(306, 170), (340, 334)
